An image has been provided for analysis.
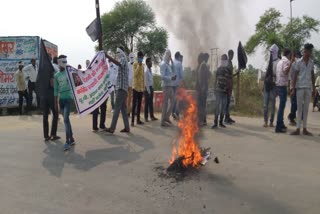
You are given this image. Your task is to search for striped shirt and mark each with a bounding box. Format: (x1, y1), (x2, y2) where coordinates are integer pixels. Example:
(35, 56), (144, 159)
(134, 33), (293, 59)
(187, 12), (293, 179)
(116, 57), (129, 92)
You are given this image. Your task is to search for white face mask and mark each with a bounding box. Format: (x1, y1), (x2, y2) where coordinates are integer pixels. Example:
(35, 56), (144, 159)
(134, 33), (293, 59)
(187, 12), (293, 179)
(58, 59), (67, 69)
(221, 60), (228, 67)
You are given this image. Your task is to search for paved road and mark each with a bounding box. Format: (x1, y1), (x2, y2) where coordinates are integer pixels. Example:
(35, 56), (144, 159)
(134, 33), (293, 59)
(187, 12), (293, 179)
(0, 110), (319, 214)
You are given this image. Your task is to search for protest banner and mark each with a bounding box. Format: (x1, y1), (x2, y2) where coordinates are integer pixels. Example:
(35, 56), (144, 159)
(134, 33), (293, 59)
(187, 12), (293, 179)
(66, 51), (114, 116)
(0, 36), (58, 108)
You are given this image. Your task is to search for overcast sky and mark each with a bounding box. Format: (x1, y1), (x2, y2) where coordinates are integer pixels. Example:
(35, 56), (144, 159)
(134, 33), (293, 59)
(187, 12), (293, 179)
(1, 0), (319, 70)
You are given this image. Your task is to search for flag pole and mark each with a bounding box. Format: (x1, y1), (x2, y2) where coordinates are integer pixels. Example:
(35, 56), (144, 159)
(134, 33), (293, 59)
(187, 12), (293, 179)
(96, 0), (103, 51)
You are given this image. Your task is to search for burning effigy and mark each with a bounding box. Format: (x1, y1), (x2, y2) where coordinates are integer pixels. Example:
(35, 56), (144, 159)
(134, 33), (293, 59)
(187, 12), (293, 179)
(164, 88), (219, 176)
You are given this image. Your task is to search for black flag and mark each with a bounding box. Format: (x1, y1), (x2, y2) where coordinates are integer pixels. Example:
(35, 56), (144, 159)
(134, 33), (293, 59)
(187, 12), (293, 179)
(237, 41), (248, 70)
(36, 39), (55, 101)
(86, 18), (101, 42)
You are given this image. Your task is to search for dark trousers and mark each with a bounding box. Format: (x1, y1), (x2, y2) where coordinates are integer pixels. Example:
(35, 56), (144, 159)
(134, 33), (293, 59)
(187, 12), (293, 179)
(132, 89), (143, 123)
(288, 89), (297, 122)
(276, 86), (287, 131)
(18, 90), (28, 114)
(198, 91), (208, 124)
(313, 91), (319, 109)
(110, 90), (130, 130)
(42, 97), (58, 138)
(92, 100), (107, 130)
(144, 86), (155, 120)
(28, 81), (40, 109)
(110, 88), (115, 110)
(172, 86), (179, 116)
(225, 94), (231, 120)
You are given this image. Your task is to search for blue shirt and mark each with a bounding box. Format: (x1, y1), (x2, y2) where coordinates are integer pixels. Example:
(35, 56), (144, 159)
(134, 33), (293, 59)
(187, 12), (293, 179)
(160, 61), (174, 87)
(173, 59), (183, 86)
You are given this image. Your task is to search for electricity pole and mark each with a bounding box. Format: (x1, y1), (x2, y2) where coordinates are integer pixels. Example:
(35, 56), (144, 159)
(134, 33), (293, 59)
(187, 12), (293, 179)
(96, 0), (103, 51)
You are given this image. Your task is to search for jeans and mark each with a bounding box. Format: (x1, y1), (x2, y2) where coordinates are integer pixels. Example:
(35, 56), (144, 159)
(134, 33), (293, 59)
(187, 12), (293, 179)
(214, 91), (227, 124)
(110, 89), (130, 131)
(144, 86), (155, 120)
(288, 89), (297, 122)
(263, 87), (276, 123)
(42, 97), (58, 138)
(275, 86), (287, 131)
(172, 86), (179, 116)
(132, 89), (143, 123)
(161, 86), (174, 125)
(18, 90), (28, 114)
(92, 100), (107, 130)
(59, 99), (73, 142)
(296, 88), (312, 129)
(225, 95), (231, 120)
(197, 91), (208, 124)
(28, 81), (40, 109)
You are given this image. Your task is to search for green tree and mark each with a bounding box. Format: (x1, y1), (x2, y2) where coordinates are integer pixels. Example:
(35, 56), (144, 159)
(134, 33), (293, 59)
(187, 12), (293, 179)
(245, 8), (320, 55)
(101, 0), (168, 60)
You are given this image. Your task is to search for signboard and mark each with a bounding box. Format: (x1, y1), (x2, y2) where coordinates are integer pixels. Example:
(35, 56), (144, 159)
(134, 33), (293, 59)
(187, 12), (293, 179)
(0, 36), (57, 108)
(66, 51), (114, 116)
(43, 40), (58, 59)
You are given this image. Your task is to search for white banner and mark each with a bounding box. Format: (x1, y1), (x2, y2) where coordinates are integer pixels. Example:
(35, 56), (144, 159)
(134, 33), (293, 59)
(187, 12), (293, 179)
(66, 51), (114, 116)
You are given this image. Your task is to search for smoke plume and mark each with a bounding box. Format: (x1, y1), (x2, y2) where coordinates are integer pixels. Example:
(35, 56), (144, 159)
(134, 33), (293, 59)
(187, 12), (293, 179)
(147, 0), (248, 68)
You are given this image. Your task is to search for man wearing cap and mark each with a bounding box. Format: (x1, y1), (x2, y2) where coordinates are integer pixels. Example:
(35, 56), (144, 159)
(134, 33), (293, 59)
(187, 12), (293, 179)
(54, 55), (76, 150)
(23, 58), (40, 109)
(14, 61), (29, 115)
(127, 53), (134, 116)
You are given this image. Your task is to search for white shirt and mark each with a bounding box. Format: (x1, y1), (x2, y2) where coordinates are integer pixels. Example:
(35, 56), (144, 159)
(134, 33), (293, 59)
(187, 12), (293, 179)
(128, 62), (134, 87)
(144, 66), (153, 90)
(109, 63), (118, 86)
(295, 58), (314, 89)
(23, 64), (38, 82)
(53, 63), (59, 74)
(276, 56), (290, 87)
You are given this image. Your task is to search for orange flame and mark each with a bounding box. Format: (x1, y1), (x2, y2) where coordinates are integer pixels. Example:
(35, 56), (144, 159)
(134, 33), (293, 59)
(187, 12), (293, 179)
(169, 88), (203, 167)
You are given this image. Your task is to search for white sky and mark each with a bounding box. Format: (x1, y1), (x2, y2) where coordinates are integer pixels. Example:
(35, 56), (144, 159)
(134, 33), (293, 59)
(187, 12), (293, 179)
(1, 0), (319, 70)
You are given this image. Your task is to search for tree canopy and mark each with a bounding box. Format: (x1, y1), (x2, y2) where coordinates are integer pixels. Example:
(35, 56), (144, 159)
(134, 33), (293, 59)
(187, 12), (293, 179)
(245, 8), (320, 57)
(101, 0), (168, 62)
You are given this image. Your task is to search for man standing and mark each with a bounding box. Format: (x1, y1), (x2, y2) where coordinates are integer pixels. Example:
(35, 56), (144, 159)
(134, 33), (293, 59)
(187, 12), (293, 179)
(144, 57), (158, 122)
(198, 53), (210, 126)
(212, 54), (229, 129)
(275, 48), (294, 133)
(105, 47), (130, 134)
(92, 100), (107, 132)
(172, 52), (184, 120)
(23, 58), (40, 109)
(314, 74), (320, 111)
(291, 44), (315, 136)
(54, 55), (76, 151)
(14, 62), (28, 115)
(288, 51), (302, 126)
(160, 49), (176, 127)
(131, 51), (145, 126)
(109, 62), (117, 112)
(263, 44), (279, 128)
(225, 50), (236, 124)
(53, 57), (59, 74)
(127, 53), (134, 117)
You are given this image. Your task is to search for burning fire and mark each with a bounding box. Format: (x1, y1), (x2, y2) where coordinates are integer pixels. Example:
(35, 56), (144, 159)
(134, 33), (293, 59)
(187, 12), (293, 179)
(169, 88), (203, 168)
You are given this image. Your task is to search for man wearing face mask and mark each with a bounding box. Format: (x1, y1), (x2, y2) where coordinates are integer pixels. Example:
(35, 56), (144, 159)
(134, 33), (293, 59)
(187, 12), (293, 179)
(14, 61), (29, 115)
(212, 54), (229, 129)
(131, 51), (145, 126)
(54, 55), (76, 151)
(105, 47), (130, 134)
(160, 49), (176, 127)
(127, 53), (134, 117)
(23, 58), (40, 110)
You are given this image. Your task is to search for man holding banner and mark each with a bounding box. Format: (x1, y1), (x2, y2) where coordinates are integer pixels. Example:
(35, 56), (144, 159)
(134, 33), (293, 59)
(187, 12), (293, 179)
(105, 47), (130, 134)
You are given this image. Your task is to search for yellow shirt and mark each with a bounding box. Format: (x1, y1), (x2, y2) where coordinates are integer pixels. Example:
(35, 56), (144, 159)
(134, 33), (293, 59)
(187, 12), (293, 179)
(132, 62), (145, 92)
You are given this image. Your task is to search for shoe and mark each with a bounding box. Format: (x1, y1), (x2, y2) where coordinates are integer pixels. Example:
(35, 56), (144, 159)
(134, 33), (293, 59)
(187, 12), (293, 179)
(70, 138), (75, 146)
(263, 123), (268, 128)
(99, 126), (107, 131)
(161, 123), (170, 127)
(229, 118), (236, 123)
(51, 136), (61, 141)
(290, 129), (300, 135)
(120, 128), (130, 133)
(92, 128), (99, 132)
(219, 123), (226, 128)
(165, 119), (173, 125)
(172, 113), (178, 120)
(105, 128), (115, 134)
(275, 128), (287, 133)
(151, 117), (158, 121)
(63, 142), (71, 151)
(269, 122), (274, 128)
(145, 118), (149, 122)
(289, 121), (296, 126)
(225, 120), (232, 125)
(211, 124), (218, 129)
(137, 121), (144, 125)
(44, 137), (51, 142)
(131, 122), (135, 127)
(303, 129), (313, 136)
